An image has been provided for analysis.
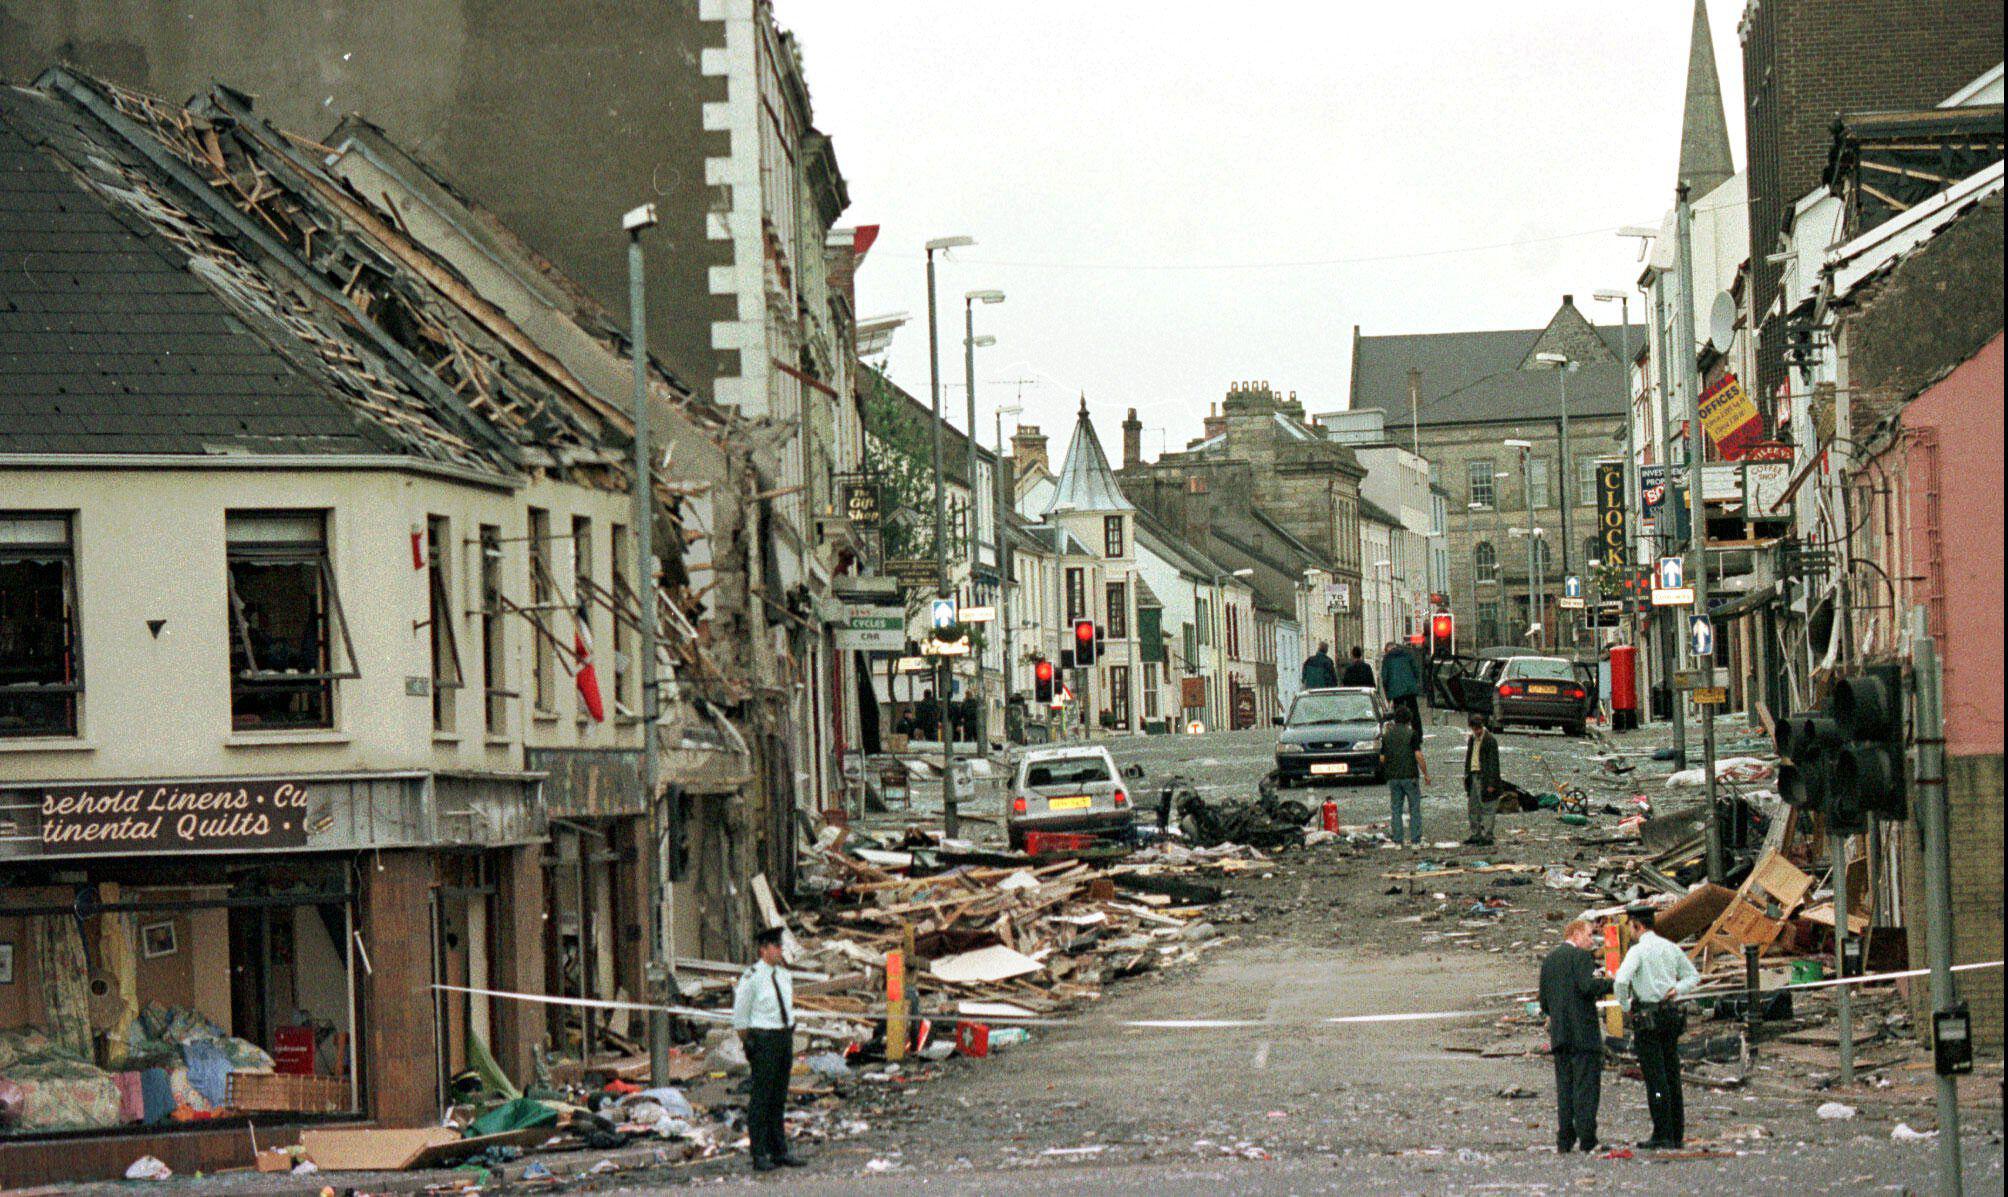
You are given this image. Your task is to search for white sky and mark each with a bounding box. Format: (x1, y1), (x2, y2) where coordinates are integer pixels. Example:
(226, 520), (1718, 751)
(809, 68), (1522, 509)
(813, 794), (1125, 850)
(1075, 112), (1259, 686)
(774, 1), (1746, 458)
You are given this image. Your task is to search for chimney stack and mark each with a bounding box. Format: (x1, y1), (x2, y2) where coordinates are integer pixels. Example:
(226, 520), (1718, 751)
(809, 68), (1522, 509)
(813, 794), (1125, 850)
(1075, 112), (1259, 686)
(1203, 400), (1226, 441)
(1011, 424), (1048, 480)
(1121, 407), (1142, 468)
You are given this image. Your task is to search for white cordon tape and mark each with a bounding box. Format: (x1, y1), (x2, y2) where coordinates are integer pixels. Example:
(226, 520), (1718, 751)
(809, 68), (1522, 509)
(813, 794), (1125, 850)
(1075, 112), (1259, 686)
(432, 959), (2001, 1033)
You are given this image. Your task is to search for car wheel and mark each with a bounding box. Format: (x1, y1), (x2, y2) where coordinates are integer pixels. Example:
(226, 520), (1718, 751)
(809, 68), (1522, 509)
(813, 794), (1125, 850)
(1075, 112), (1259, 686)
(1566, 721), (1587, 738)
(1007, 828), (1025, 852)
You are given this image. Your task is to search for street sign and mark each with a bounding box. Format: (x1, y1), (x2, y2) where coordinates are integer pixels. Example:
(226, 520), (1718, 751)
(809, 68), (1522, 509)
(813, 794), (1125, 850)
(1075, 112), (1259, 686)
(887, 558), (938, 588)
(1651, 587), (1695, 606)
(959, 605), (996, 624)
(895, 655), (931, 674)
(834, 598), (905, 651)
(1558, 597), (1586, 610)
(1564, 575), (1582, 599)
(1673, 670), (1705, 690)
(930, 598), (958, 630)
(1657, 556), (1684, 590)
(922, 638), (970, 657)
(1690, 686), (1728, 705)
(1690, 614), (1715, 658)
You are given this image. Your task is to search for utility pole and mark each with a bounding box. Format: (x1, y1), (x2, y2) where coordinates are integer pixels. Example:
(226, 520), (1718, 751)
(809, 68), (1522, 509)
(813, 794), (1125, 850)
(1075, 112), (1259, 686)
(924, 236), (972, 838)
(1557, 364), (1573, 643)
(963, 291), (1003, 760)
(1407, 366), (1422, 458)
(624, 204), (671, 1084)
(1652, 281), (1687, 757)
(1911, 605), (1966, 1197)
(1674, 182), (1724, 881)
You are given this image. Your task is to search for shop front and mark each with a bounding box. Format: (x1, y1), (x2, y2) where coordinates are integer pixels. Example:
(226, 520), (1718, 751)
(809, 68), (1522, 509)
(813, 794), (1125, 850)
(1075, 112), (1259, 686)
(0, 770), (543, 1184)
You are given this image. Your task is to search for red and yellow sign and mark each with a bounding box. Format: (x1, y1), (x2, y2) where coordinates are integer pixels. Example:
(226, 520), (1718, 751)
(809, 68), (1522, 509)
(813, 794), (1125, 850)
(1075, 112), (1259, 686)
(1698, 372), (1763, 460)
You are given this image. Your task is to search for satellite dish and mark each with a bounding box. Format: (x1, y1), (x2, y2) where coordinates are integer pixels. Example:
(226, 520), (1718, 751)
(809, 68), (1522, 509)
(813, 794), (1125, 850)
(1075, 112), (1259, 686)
(1708, 291), (1737, 352)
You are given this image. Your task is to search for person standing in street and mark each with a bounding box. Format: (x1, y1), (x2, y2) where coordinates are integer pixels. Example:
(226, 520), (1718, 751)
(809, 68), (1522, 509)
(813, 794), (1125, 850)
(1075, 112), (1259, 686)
(733, 926), (804, 1171)
(1302, 642), (1338, 689)
(1341, 644), (1376, 687)
(1380, 705), (1429, 845)
(1613, 903), (1700, 1149)
(1540, 920), (1614, 1152)
(1381, 640), (1423, 728)
(1463, 712), (1501, 846)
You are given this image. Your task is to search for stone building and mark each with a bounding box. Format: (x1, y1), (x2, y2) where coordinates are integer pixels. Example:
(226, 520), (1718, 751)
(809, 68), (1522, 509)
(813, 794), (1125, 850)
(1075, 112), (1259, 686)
(1347, 299), (1637, 650)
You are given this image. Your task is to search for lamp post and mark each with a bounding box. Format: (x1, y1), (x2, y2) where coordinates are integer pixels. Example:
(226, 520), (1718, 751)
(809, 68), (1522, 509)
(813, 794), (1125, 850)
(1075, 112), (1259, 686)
(1505, 439), (1539, 646)
(622, 201), (673, 1084)
(1594, 290), (1638, 663)
(994, 401), (1022, 740)
(925, 235), (973, 838)
(963, 290), (1004, 757)
(1534, 351), (1576, 646)
(1672, 184), (1724, 883)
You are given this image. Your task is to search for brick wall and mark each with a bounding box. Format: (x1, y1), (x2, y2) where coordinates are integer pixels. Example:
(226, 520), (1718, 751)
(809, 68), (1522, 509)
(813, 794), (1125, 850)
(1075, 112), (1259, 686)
(1742, 0), (2005, 406)
(1902, 752), (2006, 1050)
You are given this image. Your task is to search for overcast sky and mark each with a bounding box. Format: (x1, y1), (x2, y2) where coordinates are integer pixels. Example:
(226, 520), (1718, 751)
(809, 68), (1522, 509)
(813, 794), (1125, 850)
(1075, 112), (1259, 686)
(774, 1), (1746, 459)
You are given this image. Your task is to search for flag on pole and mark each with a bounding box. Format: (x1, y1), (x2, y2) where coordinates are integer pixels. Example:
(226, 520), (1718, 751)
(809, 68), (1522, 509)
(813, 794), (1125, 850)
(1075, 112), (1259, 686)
(574, 625), (606, 722)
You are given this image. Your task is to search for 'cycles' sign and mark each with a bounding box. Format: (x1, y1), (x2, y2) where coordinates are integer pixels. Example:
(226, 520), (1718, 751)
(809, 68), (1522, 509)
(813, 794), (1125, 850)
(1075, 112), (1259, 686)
(33, 779), (312, 853)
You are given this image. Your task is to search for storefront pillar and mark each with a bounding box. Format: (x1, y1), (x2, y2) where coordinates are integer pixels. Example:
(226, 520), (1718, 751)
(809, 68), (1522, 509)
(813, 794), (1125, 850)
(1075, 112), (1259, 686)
(616, 818), (651, 1003)
(361, 850), (439, 1126)
(492, 843), (547, 1085)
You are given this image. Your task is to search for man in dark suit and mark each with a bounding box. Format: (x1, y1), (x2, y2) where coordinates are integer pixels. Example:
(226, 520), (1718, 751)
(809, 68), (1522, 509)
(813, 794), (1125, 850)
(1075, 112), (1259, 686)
(1540, 919), (1614, 1152)
(1463, 712), (1502, 845)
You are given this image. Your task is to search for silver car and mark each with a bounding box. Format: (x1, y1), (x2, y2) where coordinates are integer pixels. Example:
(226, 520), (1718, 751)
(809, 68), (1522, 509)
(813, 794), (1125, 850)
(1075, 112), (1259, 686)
(1007, 744), (1134, 850)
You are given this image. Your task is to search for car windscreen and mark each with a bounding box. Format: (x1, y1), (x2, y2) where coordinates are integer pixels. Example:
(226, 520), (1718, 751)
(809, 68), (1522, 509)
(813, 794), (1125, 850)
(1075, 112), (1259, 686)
(1504, 657), (1576, 681)
(1288, 692), (1379, 725)
(1024, 757), (1113, 788)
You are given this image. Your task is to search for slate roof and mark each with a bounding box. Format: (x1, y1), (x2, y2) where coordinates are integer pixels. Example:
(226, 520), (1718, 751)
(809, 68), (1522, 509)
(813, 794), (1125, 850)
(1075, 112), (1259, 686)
(0, 88), (395, 458)
(1044, 400), (1134, 515)
(1348, 320), (1641, 429)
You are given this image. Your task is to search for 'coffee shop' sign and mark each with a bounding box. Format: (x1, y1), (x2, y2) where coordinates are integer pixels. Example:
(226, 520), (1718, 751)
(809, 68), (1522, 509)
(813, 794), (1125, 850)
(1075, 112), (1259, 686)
(35, 779), (312, 853)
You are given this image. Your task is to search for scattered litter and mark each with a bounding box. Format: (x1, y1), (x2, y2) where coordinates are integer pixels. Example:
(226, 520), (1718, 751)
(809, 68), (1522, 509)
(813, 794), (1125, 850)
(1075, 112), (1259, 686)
(1495, 1085), (1537, 1099)
(124, 1156), (172, 1181)
(1891, 1123), (1938, 1142)
(1816, 1101), (1857, 1120)
(1042, 1144), (1109, 1156)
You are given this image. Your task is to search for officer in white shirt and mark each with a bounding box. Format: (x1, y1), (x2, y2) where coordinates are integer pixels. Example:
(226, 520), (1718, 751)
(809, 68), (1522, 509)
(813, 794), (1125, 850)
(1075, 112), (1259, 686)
(1613, 903), (1701, 1148)
(732, 926), (802, 1171)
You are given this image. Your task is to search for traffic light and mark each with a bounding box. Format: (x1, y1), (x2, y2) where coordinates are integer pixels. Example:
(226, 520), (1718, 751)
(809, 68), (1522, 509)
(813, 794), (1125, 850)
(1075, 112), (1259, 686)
(1429, 612), (1455, 659)
(1834, 664), (1905, 821)
(1073, 618), (1098, 667)
(1034, 658), (1054, 704)
(1776, 710), (1840, 814)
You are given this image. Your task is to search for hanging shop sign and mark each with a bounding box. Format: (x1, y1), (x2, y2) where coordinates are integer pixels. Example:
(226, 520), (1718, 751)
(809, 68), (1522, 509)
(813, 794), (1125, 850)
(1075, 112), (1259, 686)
(1698, 372), (1763, 460)
(841, 479), (882, 526)
(32, 779), (311, 853)
(1595, 461), (1628, 569)
(887, 558), (939, 589)
(834, 598), (905, 651)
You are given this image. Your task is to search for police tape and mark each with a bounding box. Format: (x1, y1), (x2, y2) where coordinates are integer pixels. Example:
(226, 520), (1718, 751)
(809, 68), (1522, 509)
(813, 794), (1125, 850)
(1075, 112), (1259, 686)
(436, 957), (1999, 1033)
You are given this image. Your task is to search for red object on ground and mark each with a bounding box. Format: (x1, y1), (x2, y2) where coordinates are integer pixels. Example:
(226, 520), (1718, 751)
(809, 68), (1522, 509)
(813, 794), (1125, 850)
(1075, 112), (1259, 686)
(272, 1027), (315, 1076)
(954, 1021), (990, 1058)
(603, 1078), (641, 1095)
(1322, 801), (1339, 833)
(1022, 830), (1096, 855)
(1609, 645), (1638, 711)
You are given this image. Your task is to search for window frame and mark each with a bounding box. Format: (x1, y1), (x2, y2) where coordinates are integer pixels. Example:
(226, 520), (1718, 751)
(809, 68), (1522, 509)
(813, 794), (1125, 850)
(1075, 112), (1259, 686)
(1065, 567), (1086, 623)
(1467, 459), (1495, 508)
(1105, 581), (1127, 639)
(225, 509), (356, 732)
(426, 515), (465, 734)
(1474, 541), (1498, 582)
(1526, 457), (1551, 508)
(0, 511), (84, 738)
(1103, 515), (1125, 558)
(478, 524), (512, 736)
(527, 507), (556, 714)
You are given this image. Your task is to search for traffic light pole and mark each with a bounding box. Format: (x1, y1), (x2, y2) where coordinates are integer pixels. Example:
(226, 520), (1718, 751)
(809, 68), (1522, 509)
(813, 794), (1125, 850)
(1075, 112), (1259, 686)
(1674, 182), (1725, 882)
(1910, 605), (1966, 1197)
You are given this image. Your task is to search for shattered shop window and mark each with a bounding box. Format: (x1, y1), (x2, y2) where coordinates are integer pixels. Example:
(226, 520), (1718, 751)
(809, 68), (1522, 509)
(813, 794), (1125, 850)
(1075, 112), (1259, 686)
(226, 510), (358, 731)
(0, 512), (81, 738)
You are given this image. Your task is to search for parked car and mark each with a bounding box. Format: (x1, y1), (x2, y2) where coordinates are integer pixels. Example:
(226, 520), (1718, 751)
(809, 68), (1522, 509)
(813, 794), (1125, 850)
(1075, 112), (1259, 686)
(1007, 744), (1134, 850)
(1273, 687), (1388, 785)
(1484, 654), (1592, 735)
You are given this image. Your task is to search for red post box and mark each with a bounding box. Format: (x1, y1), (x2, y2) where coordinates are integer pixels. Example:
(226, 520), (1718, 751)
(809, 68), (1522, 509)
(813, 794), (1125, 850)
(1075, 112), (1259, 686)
(1609, 644), (1639, 731)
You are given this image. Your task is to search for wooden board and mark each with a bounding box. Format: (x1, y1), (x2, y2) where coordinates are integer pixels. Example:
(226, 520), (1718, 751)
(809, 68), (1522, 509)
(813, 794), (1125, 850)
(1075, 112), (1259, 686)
(300, 1128), (459, 1171)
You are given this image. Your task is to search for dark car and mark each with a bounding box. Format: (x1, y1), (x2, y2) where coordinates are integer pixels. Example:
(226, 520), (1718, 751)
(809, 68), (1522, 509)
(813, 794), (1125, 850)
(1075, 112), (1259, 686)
(1274, 687), (1387, 785)
(1486, 655), (1592, 735)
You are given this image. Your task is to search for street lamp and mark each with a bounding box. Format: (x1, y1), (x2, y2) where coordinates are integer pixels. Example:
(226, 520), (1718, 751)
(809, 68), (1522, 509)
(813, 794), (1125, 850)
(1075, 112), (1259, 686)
(1594, 288), (1640, 684)
(622, 200), (674, 1087)
(1373, 559), (1393, 649)
(925, 235), (973, 837)
(1534, 350), (1578, 645)
(993, 401), (1023, 734)
(962, 290), (1004, 754)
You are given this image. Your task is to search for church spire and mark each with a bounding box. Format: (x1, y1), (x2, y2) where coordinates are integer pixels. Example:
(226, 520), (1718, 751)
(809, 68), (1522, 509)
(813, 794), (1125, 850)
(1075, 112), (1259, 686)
(1677, 0), (1736, 197)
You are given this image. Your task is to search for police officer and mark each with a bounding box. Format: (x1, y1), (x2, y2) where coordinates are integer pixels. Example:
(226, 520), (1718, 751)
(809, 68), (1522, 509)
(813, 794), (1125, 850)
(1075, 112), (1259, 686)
(732, 926), (803, 1171)
(1613, 903), (1700, 1149)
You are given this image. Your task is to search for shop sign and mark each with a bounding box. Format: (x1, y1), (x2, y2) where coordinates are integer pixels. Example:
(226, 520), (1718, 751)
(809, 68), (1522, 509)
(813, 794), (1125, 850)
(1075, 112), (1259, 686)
(1595, 461), (1628, 569)
(33, 779), (311, 853)
(887, 558), (938, 589)
(841, 479), (882, 526)
(834, 598), (905, 651)
(1698, 373), (1763, 460)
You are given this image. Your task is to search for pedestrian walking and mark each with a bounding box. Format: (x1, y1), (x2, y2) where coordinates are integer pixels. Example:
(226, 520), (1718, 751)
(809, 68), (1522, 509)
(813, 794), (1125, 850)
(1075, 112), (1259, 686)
(1379, 705), (1429, 845)
(1463, 712), (1501, 846)
(733, 926), (804, 1171)
(1613, 903), (1700, 1149)
(1340, 645), (1376, 687)
(1302, 642), (1338, 689)
(1380, 640), (1423, 728)
(1540, 920), (1613, 1153)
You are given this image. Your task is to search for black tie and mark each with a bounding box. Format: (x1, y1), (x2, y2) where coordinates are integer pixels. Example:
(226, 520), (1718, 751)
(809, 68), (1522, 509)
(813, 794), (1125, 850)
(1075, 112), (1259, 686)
(770, 968), (791, 1030)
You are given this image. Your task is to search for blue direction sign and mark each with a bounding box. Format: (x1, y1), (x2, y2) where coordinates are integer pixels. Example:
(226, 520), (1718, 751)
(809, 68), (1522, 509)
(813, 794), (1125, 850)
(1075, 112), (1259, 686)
(1564, 575), (1582, 599)
(1658, 556), (1685, 590)
(930, 597), (958, 630)
(1690, 614), (1715, 658)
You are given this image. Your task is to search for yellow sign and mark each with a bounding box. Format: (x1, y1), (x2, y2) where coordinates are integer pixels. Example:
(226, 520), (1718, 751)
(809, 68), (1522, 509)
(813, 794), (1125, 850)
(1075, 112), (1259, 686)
(1691, 686), (1728, 705)
(1698, 373), (1763, 459)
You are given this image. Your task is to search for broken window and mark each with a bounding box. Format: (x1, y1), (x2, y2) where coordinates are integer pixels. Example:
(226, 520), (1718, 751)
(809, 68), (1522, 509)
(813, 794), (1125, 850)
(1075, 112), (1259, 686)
(609, 522), (633, 718)
(427, 515), (463, 733)
(0, 512), (81, 738)
(528, 507), (555, 713)
(480, 524), (510, 736)
(226, 510), (355, 731)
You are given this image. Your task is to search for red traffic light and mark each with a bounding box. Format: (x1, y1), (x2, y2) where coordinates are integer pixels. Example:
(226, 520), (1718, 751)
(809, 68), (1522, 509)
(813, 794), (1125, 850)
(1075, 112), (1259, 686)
(1073, 619), (1095, 646)
(1034, 659), (1054, 682)
(1430, 612), (1455, 659)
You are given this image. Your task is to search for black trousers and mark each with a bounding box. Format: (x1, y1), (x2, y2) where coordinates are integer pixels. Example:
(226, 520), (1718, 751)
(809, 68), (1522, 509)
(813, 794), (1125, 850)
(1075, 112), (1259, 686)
(1634, 1021), (1685, 1145)
(1551, 1048), (1602, 1150)
(1393, 692), (1422, 727)
(745, 1028), (793, 1161)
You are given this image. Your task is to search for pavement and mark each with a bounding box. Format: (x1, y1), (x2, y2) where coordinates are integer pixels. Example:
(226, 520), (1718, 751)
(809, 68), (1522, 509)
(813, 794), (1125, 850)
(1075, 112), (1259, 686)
(66, 717), (2003, 1195)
